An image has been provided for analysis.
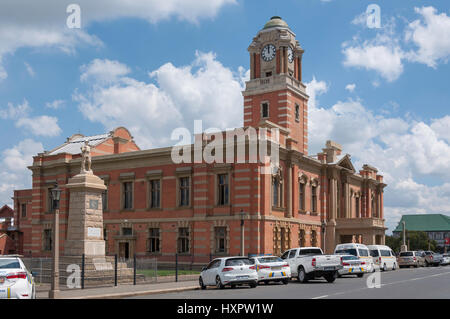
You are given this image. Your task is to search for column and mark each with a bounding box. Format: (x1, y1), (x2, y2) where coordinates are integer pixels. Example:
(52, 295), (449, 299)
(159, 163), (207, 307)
(286, 163), (292, 218)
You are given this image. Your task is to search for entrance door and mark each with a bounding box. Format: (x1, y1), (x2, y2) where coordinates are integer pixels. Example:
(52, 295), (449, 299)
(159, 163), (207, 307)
(119, 242), (130, 259)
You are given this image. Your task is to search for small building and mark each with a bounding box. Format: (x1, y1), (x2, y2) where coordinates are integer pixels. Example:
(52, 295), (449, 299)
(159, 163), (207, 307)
(0, 205), (22, 255)
(393, 214), (450, 249)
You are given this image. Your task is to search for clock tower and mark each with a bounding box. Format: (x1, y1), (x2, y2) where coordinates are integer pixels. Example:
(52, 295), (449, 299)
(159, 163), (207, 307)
(243, 16), (309, 154)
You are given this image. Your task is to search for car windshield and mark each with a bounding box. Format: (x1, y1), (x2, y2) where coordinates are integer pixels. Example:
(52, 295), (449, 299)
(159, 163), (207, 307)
(225, 258), (252, 266)
(335, 249), (357, 256)
(358, 249), (369, 257)
(341, 255), (358, 261)
(299, 248), (322, 255)
(257, 257), (282, 263)
(0, 259), (21, 269)
(370, 250), (380, 257)
(399, 252), (413, 257)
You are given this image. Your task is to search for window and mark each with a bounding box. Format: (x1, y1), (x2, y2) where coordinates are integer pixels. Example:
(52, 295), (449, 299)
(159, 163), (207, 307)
(122, 227), (133, 236)
(225, 258), (252, 266)
(358, 249), (369, 257)
(47, 189), (54, 213)
(265, 71), (272, 77)
(102, 187), (108, 211)
(299, 229), (305, 247)
(123, 182), (133, 209)
(299, 248), (323, 255)
(149, 180), (161, 208)
(295, 104), (300, 122)
(147, 228), (160, 253)
(207, 260), (221, 269)
(311, 185), (318, 213)
(272, 177), (282, 208)
(217, 174), (229, 206)
(310, 230), (317, 246)
(299, 183), (305, 211)
(179, 177), (190, 207)
(261, 102), (269, 118)
(21, 203), (27, 218)
(370, 250), (380, 257)
(355, 196), (360, 218)
(280, 251), (289, 260)
(43, 229), (52, 251)
(178, 227), (190, 253)
(288, 250), (297, 259)
(214, 227), (227, 253)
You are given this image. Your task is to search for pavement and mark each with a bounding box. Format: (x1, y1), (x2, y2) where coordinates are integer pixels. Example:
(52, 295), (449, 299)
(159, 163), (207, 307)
(128, 265), (450, 299)
(36, 280), (199, 299)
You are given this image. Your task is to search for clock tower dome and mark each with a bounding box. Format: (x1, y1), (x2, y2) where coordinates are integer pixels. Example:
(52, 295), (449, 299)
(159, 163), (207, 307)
(243, 16), (309, 154)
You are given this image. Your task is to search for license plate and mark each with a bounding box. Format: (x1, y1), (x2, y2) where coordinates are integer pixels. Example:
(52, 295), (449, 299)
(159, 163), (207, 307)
(324, 267), (335, 271)
(237, 275), (248, 279)
(271, 266), (282, 270)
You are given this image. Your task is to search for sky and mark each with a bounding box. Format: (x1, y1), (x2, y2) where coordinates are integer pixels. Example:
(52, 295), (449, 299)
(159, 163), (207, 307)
(0, 0), (449, 233)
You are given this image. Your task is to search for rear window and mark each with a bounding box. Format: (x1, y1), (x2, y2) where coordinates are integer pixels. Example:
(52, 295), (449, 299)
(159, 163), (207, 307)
(370, 250), (380, 257)
(336, 249), (357, 256)
(358, 249), (369, 257)
(299, 248), (322, 255)
(0, 259), (21, 269)
(380, 250), (391, 257)
(258, 257), (283, 263)
(225, 258), (253, 266)
(400, 252), (413, 257)
(341, 255), (359, 261)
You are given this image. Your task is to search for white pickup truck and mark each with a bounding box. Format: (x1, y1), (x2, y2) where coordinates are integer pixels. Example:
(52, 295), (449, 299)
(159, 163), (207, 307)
(281, 247), (342, 283)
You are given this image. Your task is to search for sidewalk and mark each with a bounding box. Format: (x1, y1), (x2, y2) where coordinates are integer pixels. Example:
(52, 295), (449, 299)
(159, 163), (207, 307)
(36, 280), (199, 299)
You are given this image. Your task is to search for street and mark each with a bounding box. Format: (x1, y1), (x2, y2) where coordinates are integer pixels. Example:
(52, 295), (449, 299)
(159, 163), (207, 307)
(128, 266), (450, 299)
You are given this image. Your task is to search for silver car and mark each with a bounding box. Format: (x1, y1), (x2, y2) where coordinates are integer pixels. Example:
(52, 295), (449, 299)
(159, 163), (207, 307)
(398, 251), (424, 268)
(337, 254), (366, 278)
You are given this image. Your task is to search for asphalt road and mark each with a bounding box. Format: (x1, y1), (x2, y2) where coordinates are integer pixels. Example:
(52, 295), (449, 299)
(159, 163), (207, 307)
(128, 265), (450, 299)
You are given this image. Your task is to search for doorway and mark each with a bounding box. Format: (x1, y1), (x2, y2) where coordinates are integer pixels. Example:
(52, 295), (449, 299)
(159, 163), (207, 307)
(119, 242), (130, 259)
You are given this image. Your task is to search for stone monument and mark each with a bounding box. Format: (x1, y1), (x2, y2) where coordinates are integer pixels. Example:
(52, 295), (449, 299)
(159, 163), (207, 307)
(64, 141), (107, 257)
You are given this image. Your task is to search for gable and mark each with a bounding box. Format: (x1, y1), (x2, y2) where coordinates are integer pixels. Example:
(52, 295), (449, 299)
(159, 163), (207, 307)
(336, 155), (355, 172)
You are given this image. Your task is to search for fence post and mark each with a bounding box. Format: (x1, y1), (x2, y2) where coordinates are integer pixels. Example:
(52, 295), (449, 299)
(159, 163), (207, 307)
(133, 254), (136, 285)
(114, 254), (118, 287)
(81, 254), (85, 289)
(175, 253), (178, 283)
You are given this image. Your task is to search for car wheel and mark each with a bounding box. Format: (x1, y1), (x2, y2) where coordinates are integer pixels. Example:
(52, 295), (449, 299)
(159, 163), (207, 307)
(425, 261), (430, 267)
(325, 272), (337, 283)
(383, 264), (387, 272)
(357, 273), (364, 278)
(392, 263), (397, 271)
(249, 281), (257, 288)
(231, 284), (237, 289)
(297, 266), (308, 283)
(215, 276), (225, 289)
(199, 276), (206, 290)
(282, 279), (289, 285)
(32, 286), (36, 299)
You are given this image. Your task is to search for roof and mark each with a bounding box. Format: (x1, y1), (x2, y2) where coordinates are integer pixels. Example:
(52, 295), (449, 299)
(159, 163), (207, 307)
(47, 133), (111, 155)
(263, 16), (290, 30)
(393, 214), (450, 233)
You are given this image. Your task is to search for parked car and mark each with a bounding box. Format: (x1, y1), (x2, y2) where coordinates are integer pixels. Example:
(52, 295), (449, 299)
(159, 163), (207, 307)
(249, 256), (290, 285)
(423, 251), (443, 267)
(334, 243), (375, 273)
(398, 251), (424, 268)
(199, 257), (258, 289)
(281, 247), (342, 283)
(336, 254), (367, 278)
(441, 254), (450, 266)
(367, 245), (398, 271)
(0, 255), (36, 299)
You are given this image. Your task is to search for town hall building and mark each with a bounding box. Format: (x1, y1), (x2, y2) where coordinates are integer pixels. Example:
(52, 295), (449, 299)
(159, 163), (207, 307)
(12, 17), (387, 263)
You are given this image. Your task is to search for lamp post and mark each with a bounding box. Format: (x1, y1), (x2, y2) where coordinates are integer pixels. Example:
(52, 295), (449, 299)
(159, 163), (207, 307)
(321, 220), (326, 253)
(401, 220), (407, 252)
(240, 210), (245, 256)
(49, 185), (61, 299)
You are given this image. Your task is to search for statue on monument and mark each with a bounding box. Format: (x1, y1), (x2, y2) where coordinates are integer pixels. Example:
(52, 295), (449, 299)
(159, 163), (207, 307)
(81, 140), (93, 174)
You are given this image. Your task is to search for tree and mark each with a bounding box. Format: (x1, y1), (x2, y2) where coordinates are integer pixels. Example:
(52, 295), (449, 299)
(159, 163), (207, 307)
(407, 231), (437, 251)
(386, 235), (401, 253)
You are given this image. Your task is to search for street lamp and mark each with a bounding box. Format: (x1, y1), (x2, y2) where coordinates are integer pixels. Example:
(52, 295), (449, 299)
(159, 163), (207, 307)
(49, 185), (61, 299)
(321, 220), (326, 253)
(401, 220), (407, 252)
(240, 210), (245, 256)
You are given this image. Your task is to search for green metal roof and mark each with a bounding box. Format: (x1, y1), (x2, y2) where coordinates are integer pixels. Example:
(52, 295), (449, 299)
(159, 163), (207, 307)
(393, 214), (450, 232)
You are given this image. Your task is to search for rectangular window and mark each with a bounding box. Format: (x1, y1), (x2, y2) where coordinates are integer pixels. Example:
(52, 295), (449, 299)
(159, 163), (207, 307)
(178, 227), (190, 253)
(149, 180), (161, 208)
(147, 228), (160, 253)
(179, 177), (190, 207)
(102, 187), (108, 211)
(21, 203), (27, 218)
(43, 229), (52, 251)
(310, 230), (317, 246)
(123, 182), (133, 209)
(299, 229), (305, 247)
(217, 174), (229, 206)
(355, 197), (360, 217)
(299, 183), (305, 211)
(261, 103), (269, 118)
(272, 178), (282, 208)
(122, 227), (133, 236)
(215, 227), (227, 253)
(295, 104), (300, 122)
(47, 189), (54, 213)
(311, 186), (317, 213)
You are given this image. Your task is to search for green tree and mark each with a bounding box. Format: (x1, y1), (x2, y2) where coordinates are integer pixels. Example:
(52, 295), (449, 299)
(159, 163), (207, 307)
(407, 231), (437, 251)
(386, 235), (401, 253)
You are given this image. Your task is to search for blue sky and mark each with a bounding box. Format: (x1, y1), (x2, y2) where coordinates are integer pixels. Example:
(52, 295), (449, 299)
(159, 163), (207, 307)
(0, 0), (449, 233)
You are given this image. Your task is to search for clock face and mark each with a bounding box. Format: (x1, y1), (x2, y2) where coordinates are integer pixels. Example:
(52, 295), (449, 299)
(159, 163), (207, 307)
(261, 44), (276, 62)
(288, 46), (294, 63)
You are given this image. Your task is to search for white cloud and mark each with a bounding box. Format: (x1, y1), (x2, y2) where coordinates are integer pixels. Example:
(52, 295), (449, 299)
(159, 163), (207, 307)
(0, 139), (43, 206)
(0, 0), (235, 81)
(305, 76), (328, 109)
(45, 99), (65, 110)
(405, 6), (450, 68)
(76, 52), (248, 148)
(80, 59), (131, 85)
(16, 115), (62, 137)
(0, 100), (31, 119)
(345, 83), (356, 92)
(24, 62), (35, 77)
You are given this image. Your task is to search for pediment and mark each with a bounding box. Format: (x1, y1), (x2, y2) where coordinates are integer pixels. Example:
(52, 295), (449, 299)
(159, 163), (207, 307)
(336, 154), (355, 172)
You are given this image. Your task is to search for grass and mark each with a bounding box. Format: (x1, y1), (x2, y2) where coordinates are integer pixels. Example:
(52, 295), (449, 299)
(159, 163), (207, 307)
(137, 269), (200, 277)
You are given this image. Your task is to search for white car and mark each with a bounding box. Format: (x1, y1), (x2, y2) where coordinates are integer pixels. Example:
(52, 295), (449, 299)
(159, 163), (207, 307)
(199, 257), (258, 289)
(441, 254), (450, 266)
(337, 254), (367, 278)
(249, 256), (290, 285)
(367, 245), (397, 271)
(0, 255), (36, 299)
(334, 243), (375, 273)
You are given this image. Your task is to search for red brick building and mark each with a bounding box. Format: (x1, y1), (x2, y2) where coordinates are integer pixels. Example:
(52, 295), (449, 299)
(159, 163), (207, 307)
(13, 17), (386, 262)
(0, 205), (22, 255)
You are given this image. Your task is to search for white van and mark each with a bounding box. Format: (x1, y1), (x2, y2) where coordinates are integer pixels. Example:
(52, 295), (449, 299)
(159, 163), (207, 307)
(334, 243), (375, 273)
(367, 245), (397, 271)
